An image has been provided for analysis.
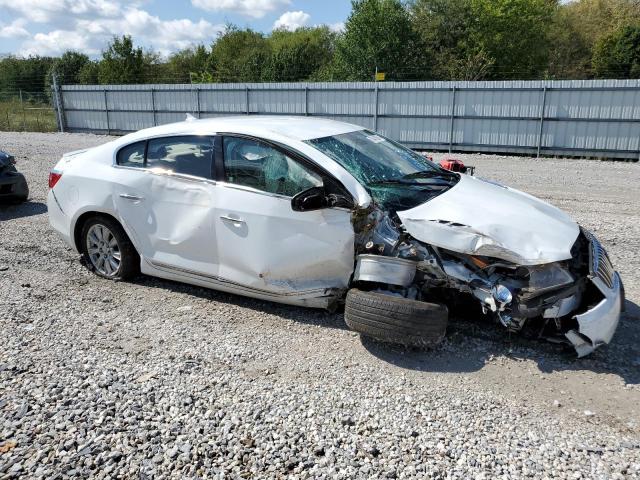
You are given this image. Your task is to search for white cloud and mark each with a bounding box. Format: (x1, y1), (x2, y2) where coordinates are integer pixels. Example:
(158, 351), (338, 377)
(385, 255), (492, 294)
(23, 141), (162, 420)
(273, 10), (310, 31)
(0, 19), (30, 38)
(192, 0), (290, 18)
(21, 6), (224, 57)
(0, 0), (120, 23)
(23, 30), (97, 55)
(327, 22), (345, 33)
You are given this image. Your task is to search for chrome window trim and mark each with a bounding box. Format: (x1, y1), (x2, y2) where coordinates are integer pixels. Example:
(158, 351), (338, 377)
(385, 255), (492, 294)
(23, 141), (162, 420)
(216, 181), (292, 200)
(112, 164), (217, 186)
(215, 181), (352, 211)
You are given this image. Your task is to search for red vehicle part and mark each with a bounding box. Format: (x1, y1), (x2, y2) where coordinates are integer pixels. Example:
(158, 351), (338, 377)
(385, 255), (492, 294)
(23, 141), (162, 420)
(439, 158), (475, 175)
(439, 158), (467, 173)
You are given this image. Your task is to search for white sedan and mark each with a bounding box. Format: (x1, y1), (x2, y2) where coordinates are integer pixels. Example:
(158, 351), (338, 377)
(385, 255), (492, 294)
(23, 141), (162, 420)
(47, 116), (623, 356)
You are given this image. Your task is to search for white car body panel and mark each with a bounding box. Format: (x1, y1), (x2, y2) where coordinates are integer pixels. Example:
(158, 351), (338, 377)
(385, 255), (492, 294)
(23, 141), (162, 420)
(113, 168), (218, 276)
(211, 183), (354, 295)
(397, 174), (580, 265)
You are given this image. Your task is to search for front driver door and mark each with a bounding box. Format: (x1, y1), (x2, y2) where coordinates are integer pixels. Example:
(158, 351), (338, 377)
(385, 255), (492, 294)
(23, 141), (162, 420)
(212, 135), (355, 302)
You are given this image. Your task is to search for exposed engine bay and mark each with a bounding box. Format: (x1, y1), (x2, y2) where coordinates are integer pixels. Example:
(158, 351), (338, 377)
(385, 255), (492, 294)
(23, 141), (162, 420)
(351, 205), (623, 357)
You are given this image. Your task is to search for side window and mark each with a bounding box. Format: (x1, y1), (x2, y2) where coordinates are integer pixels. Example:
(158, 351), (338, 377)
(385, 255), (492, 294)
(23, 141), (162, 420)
(147, 136), (213, 179)
(223, 137), (322, 197)
(116, 141), (145, 167)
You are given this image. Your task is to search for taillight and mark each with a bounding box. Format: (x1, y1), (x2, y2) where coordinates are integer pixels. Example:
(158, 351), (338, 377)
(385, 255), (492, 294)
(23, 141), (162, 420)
(48, 170), (62, 189)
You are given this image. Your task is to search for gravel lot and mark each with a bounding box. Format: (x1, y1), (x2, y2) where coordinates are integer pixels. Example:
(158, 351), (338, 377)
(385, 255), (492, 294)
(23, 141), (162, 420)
(1, 131), (639, 479)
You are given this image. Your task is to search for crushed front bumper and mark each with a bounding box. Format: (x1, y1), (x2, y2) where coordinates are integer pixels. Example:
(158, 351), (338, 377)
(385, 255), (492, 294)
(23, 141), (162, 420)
(565, 272), (623, 357)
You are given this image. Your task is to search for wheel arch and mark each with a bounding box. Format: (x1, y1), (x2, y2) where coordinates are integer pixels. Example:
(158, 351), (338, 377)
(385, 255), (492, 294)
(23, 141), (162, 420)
(73, 211), (135, 254)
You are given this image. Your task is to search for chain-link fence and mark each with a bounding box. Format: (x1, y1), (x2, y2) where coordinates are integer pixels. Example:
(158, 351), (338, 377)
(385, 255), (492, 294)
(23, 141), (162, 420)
(0, 90), (58, 133)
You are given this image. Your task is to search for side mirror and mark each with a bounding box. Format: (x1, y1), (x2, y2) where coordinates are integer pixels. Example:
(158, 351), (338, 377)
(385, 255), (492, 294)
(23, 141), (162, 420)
(291, 186), (329, 212)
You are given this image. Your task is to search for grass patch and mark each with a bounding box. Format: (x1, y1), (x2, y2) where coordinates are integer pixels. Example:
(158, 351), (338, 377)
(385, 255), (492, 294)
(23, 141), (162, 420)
(0, 97), (58, 133)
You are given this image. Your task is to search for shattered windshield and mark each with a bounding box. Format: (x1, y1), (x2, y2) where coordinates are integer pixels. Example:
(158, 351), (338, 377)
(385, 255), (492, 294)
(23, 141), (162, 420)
(306, 130), (458, 212)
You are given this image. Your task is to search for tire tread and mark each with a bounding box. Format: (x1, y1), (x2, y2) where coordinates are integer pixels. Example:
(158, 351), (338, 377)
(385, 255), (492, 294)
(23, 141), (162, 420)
(344, 289), (448, 348)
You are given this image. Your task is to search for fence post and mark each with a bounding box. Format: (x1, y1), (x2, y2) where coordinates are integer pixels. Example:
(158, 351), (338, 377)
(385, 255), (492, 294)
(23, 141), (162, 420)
(52, 74), (65, 133)
(245, 86), (250, 115)
(194, 86), (201, 118)
(19, 89), (26, 131)
(304, 86), (309, 116)
(151, 87), (157, 126)
(448, 86), (457, 153)
(103, 88), (111, 135)
(373, 81), (379, 131)
(537, 86), (547, 158)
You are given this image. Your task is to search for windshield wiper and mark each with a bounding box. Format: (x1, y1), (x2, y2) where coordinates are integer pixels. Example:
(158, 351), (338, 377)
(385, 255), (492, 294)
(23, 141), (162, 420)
(366, 177), (452, 187)
(366, 179), (407, 186)
(401, 169), (457, 180)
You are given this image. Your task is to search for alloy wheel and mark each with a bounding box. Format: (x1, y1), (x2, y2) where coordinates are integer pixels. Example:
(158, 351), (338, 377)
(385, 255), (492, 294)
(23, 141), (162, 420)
(86, 223), (121, 277)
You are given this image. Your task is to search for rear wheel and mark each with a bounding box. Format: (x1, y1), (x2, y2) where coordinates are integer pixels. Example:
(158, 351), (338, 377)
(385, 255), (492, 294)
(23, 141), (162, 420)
(80, 216), (139, 280)
(344, 289), (448, 348)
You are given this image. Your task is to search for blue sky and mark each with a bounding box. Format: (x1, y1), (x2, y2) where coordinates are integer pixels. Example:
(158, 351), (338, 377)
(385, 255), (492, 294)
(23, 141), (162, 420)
(0, 0), (352, 57)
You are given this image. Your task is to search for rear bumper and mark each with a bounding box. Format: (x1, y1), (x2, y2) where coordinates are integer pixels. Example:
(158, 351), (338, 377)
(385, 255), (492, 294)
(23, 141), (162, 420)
(565, 272), (623, 357)
(47, 189), (76, 250)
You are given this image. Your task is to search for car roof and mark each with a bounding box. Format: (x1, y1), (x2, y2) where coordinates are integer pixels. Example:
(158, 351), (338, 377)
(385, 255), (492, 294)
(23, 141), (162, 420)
(117, 116), (365, 144)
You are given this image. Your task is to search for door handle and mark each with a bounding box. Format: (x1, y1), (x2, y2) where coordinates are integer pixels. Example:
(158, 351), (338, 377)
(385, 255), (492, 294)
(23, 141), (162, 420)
(119, 193), (143, 201)
(220, 215), (245, 224)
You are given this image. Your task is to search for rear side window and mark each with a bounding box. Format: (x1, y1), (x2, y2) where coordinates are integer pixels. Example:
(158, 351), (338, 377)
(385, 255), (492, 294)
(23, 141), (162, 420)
(147, 136), (213, 179)
(116, 141), (145, 167)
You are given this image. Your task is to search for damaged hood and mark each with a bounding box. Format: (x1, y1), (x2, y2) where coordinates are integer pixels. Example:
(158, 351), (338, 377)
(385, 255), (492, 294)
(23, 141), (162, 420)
(397, 174), (580, 265)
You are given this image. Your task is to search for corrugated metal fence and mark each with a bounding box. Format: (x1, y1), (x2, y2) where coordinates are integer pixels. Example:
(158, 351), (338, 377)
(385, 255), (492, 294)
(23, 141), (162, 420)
(57, 80), (640, 159)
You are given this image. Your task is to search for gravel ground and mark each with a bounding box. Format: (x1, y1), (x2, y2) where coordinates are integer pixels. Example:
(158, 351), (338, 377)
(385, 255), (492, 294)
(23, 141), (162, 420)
(1, 131), (639, 479)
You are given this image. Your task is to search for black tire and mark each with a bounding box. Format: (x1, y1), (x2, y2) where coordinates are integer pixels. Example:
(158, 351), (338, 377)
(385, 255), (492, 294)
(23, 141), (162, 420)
(344, 289), (448, 348)
(80, 215), (139, 280)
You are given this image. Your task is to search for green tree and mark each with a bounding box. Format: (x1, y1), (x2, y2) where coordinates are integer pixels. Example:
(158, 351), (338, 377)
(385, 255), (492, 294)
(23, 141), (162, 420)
(472, 0), (554, 79)
(0, 55), (55, 98)
(546, 4), (592, 79)
(98, 35), (147, 84)
(211, 26), (271, 82)
(263, 27), (336, 81)
(593, 24), (640, 77)
(332, 0), (429, 81)
(410, 0), (490, 80)
(78, 62), (100, 84)
(47, 51), (91, 85)
(547, 0), (640, 78)
(411, 0), (554, 80)
(167, 45), (215, 83)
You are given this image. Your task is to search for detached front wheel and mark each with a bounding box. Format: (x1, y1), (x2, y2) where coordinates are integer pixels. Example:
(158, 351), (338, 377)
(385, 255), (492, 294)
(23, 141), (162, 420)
(345, 289), (448, 348)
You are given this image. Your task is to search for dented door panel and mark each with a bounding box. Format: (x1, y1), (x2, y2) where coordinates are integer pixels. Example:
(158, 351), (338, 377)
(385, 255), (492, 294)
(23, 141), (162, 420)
(213, 183), (354, 297)
(114, 170), (218, 277)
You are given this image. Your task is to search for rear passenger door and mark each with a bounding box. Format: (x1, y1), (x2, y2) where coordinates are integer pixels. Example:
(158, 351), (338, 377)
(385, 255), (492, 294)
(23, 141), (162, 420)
(113, 135), (218, 276)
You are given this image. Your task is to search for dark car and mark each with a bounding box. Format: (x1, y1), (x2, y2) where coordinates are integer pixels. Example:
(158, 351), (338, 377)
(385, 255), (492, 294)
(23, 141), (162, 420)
(0, 150), (28, 202)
